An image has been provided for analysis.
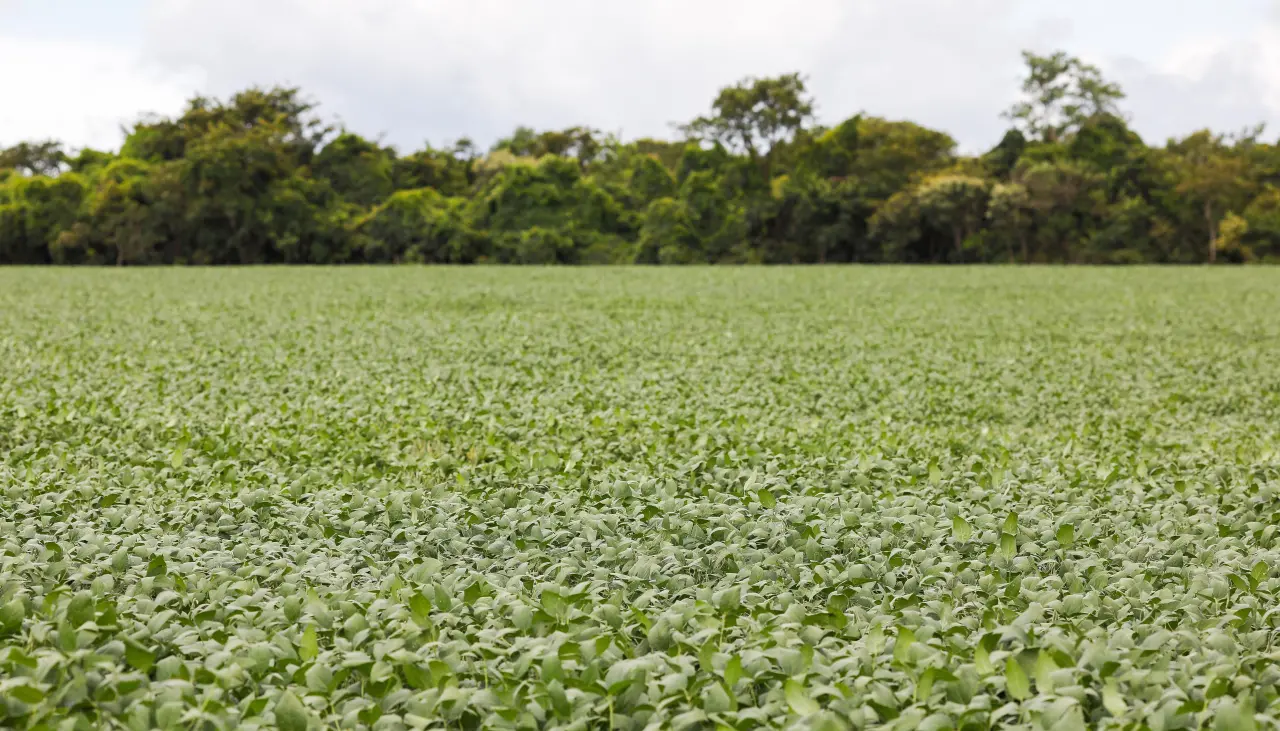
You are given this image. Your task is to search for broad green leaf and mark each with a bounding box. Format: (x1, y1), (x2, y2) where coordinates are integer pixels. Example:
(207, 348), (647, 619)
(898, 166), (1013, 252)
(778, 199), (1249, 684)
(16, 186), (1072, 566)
(274, 691), (310, 731)
(2, 681), (45, 705)
(784, 678), (820, 717)
(124, 639), (155, 673)
(1002, 513), (1018, 536)
(146, 555), (167, 578)
(1034, 650), (1057, 693)
(975, 642), (993, 675)
(724, 655), (743, 688)
(409, 593), (433, 625)
(1212, 697), (1257, 731)
(1102, 679), (1126, 717)
(1005, 657), (1030, 700)
(894, 626), (916, 664)
(299, 625), (318, 662)
(1056, 523), (1075, 548)
(0, 598), (24, 633)
(915, 667), (937, 702)
(66, 592), (95, 628)
(952, 515), (972, 542)
(702, 682), (735, 713)
(402, 663), (431, 690)
(1000, 532), (1017, 560)
(1252, 561), (1269, 586)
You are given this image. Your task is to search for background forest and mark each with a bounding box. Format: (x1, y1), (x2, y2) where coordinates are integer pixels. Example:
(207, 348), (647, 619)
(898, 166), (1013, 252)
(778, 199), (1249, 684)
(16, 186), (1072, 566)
(3, 51), (1279, 266)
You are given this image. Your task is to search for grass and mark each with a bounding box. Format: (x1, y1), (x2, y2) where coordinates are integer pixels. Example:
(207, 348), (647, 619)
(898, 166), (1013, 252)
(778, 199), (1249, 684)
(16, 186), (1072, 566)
(2, 267), (1280, 729)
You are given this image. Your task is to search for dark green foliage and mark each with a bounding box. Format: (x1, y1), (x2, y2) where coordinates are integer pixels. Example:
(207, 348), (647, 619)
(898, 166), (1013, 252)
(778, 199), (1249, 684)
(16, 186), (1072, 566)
(1, 51), (1277, 266)
(356, 188), (479, 263)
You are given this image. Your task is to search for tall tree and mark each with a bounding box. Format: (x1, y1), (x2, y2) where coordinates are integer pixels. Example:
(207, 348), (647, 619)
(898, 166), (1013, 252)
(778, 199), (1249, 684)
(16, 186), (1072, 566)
(987, 182), (1033, 262)
(0, 141), (67, 177)
(1170, 131), (1252, 263)
(915, 175), (991, 261)
(681, 73), (815, 182)
(1005, 51), (1125, 143)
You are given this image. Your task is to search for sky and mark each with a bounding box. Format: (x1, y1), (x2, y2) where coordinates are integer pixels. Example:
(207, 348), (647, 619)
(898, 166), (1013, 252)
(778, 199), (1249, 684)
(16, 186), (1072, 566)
(1, 0), (1279, 154)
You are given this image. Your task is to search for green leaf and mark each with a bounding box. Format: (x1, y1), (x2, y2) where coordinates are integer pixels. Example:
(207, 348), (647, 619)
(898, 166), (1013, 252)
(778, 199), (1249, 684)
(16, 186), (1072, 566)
(757, 489), (776, 508)
(124, 639), (155, 673)
(462, 581), (483, 605)
(547, 679), (571, 717)
(784, 678), (820, 717)
(1252, 561), (1269, 586)
(702, 682), (736, 713)
(299, 625), (318, 662)
(893, 626), (916, 664)
(1056, 523), (1075, 547)
(1002, 512), (1018, 536)
(1034, 650), (1057, 693)
(1102, 679), (1126, 717)
(724, 655), (743, 688)
(1213, 696), (1257, 731)
(1005, 657), (1030, 700)
(952, 515), (972, 541)
(409, 592), (433, 625)
(274, 690), (310, 731)
(1206, 676), (1232, 700)
(402, 663), (431, 690)
(146, 555), (167, 578)
(1000, 532), (1017, 560)
(975, 641), (993, 675)
(3, 681), (45, 705)
(0, 597), (25, 633)
(66, 591), (95, 628)
(915, 667), (937, 702)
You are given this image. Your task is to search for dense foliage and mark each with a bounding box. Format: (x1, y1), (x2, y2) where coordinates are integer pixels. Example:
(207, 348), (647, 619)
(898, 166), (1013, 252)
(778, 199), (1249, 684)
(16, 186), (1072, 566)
(3, 268), (1280, 729)
(4, 52), (1280, 266)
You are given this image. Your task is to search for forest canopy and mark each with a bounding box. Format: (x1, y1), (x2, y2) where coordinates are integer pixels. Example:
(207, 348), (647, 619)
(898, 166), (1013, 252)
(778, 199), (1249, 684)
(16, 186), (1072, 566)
(3, 50), (1279, 265)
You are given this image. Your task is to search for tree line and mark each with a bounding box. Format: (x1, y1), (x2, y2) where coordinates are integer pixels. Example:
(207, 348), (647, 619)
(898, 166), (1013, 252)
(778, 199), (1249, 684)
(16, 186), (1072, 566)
(2, 51), (1279, 266)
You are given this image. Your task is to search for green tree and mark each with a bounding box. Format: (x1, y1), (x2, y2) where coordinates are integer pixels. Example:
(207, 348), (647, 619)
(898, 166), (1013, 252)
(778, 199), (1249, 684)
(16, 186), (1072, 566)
(473, 156), (631, 263)
(1013, 159), (1104, 262)
(847, 118), (955, 203)
(982, 129), (1027, 179)
(986, 182), (1033, 262)
(915, 175), (991, 261)
(0, 173), (87, 263)
(682, 73), (815, 182)
(356, 188), (478, 263)
(311, 132), (395, 206)
(0, 140), (67, 177)
(1170, 131), (1252, 263)
(1006, 51), (1126, 143)
(1239, 187), (1280, 261)
(51, 159), (162, 265)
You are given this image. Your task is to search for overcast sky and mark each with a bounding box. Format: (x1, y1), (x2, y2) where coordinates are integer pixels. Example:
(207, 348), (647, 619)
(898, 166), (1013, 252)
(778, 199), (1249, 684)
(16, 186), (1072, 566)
(2, 0), (1278, 154)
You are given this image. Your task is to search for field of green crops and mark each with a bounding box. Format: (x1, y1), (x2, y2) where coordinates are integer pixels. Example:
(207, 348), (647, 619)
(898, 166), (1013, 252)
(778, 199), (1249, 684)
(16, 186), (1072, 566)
(3, 268), (1280, 730)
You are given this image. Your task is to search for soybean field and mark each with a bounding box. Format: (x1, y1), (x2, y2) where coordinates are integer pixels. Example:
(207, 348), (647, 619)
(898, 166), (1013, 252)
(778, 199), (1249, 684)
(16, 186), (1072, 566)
(2, 267), (1280, 730)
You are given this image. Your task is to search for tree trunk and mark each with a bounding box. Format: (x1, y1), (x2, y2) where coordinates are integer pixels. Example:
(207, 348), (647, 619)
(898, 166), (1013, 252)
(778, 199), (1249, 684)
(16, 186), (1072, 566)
(1019, 232), (1029, 264)
(953, 226), (964, 263)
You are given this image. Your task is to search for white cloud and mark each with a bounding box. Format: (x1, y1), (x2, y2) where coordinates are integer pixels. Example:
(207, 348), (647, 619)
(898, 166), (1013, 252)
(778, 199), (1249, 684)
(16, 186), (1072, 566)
(139, 0), (1043, 151)
(4, 0), (1278, 153)
(0, 37), (200, 149)
(1108, 23), (1280, 144)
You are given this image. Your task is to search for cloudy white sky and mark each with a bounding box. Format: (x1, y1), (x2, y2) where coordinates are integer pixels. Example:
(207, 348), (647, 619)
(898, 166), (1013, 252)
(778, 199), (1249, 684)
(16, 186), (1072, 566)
(2, 0), (1279, 154)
